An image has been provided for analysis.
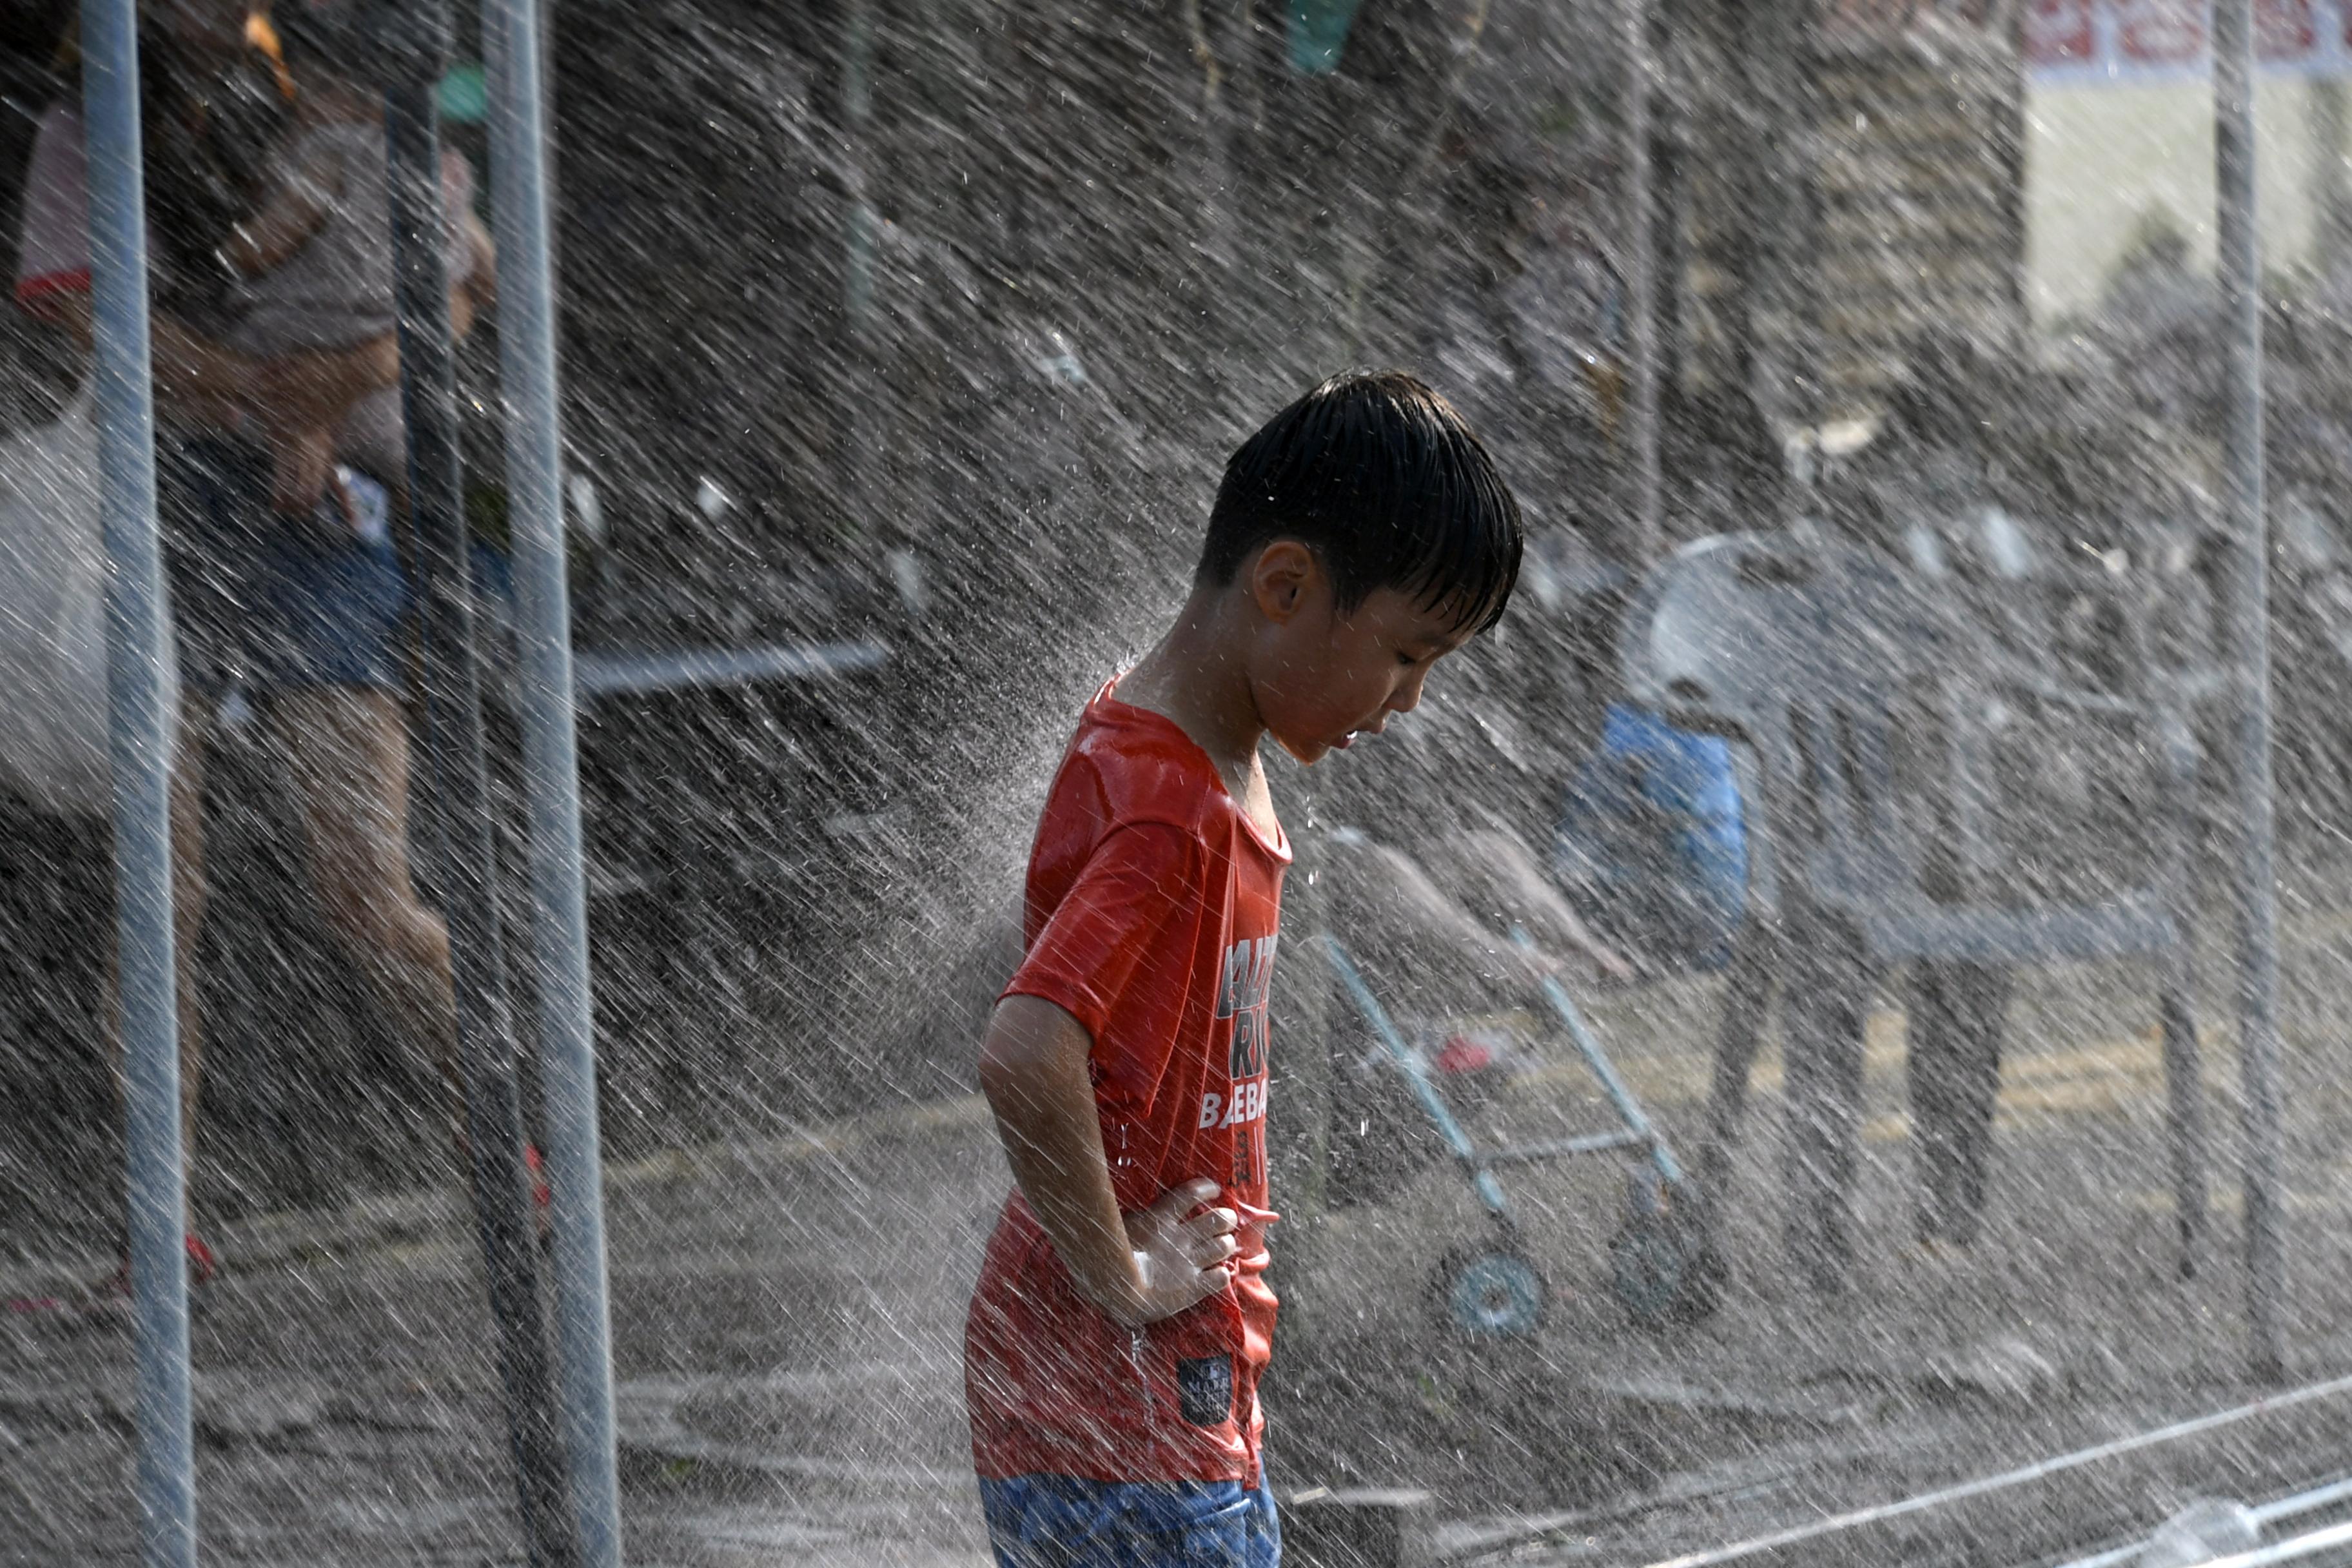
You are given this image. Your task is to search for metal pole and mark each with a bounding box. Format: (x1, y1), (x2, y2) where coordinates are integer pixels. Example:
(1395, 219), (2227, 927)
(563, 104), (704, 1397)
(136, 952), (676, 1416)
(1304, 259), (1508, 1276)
(485, 0), (623, 1558)
(83, 4), (194, 1563)
(1743, 1), (1827, 522)
(1622, 0), (1662, 567)
(2214, 0), (2289, 1384)
(1321, 936), (1513, 1218)
(842, 0), (877, 333)
(837, 0), (879, 534)
(1529, 968), (1686, 1190)
(381, 6), (582, 1560)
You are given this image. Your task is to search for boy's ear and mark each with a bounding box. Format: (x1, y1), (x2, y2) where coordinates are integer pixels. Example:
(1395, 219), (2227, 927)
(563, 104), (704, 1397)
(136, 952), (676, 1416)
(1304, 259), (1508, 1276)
(1248, 540), (1320, 625)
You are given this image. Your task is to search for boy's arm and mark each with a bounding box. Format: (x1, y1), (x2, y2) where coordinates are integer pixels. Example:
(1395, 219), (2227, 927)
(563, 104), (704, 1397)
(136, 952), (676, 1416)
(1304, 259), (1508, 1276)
(979, 994), (1238, 1328)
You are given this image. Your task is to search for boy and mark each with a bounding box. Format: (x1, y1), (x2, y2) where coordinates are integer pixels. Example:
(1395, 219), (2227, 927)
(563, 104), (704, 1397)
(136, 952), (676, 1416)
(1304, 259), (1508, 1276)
(966, 371), (1524, 1567)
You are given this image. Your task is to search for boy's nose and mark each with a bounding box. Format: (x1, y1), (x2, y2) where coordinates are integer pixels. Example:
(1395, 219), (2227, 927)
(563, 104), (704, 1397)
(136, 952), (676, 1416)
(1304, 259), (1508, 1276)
(1389, 668), (1431, 714)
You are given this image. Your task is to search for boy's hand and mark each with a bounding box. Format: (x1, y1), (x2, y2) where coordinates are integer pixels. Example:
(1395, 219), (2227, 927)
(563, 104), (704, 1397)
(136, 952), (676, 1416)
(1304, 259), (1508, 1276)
(1102, 1179), (1239, 1328)
(978, 997), (1240, 1331)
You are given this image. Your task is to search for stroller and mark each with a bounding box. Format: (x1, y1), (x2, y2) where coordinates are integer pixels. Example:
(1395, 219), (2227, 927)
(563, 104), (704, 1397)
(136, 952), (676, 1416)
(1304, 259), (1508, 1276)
(1318, 930), (1721, 1336)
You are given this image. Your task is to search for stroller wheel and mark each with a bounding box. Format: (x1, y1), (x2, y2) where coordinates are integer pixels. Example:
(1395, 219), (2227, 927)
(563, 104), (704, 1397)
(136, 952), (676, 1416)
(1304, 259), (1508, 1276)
(1609, 1208), (1725, 1328)
(1435, 1247), (1549, 1338)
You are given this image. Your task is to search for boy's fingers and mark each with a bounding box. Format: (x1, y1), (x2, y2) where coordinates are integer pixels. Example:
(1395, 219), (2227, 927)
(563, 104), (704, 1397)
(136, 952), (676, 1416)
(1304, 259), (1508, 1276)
(1184, 1230), (1240, 1267)
(1153, 1178), (1221, 1219)
(1184, 1256), (1237, 1297)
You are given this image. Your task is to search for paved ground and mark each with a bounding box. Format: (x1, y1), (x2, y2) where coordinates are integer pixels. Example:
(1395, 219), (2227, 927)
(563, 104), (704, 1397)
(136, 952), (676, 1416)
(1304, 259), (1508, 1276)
(3, 1096), (1006, 1567)
(8, 910), (2352, 1565)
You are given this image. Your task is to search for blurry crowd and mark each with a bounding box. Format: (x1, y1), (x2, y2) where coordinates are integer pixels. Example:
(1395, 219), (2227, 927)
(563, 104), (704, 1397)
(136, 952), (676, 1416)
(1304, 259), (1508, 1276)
(11, 0), (2352, 1233)
(1814, 226), (2352, 839)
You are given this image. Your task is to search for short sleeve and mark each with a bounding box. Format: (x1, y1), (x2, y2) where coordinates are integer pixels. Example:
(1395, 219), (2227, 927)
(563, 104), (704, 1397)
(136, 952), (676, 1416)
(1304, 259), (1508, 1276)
(1003, 823), (1198, 1045)
(15, 104), (90, 314)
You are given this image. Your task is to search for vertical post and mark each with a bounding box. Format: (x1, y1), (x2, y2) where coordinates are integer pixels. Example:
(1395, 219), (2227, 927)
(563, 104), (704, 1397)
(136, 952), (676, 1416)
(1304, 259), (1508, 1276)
(381, 6), (583, 1560)
(2214, 0), (2289, 1384)
(842, 0), (877, 333)
(2155, 709), (2211, 1278)
(83, 4), (193, 1563)
(1622, 0), (1662, 568)
(837, 0), (879, 535)
(2311, 78), (2352, 262)
(485, 0), (624, 1560)
(1741, 0), (1826, 522)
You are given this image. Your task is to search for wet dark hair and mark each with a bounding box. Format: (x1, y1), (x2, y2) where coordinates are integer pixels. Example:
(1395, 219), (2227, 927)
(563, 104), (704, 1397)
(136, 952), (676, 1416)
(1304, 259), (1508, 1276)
(272, 8), (351, 78)
(1199, 371), (1523, 634)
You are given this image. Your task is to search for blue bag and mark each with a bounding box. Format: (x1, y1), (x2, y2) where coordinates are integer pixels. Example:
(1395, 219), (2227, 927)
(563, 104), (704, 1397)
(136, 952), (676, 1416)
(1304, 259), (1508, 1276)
(1554, 703), (1749, 972)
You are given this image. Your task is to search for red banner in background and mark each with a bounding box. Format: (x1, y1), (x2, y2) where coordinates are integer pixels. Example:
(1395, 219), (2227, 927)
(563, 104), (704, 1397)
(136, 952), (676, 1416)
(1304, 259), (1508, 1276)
(2263, 0), (2318, 52)
(2029, 0), (2352, 73)
(2028, 0), (2098, 62)
(2118, 0), (2205, 62)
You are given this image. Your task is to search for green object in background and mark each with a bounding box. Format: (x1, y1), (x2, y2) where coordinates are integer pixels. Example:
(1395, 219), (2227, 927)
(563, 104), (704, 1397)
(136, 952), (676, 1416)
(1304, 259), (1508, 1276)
(1288, 0), (1362, 74)
(437, 62), (487, 124)
(466, 477), (512, 554)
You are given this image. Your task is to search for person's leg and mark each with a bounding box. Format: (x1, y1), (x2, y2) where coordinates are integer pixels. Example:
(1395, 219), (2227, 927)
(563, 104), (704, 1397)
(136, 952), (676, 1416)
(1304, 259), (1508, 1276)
(44, 687), (228, 1307)
(101, 697), (214, 1212)
(1697, 928), (1777, 1207)
(1244, 1481), (1281, 1567)
(268, 685), (463, 1117)
(121, 431), (250, 1239)
(1781, 918), (1872, 1291)
(166, 702), (212, 1164)
(1128, 1480), (1260, 1566)
(977, 1476), (1266, 1568)
(1910, 963), (1966, 1241)
(240, 471), (484, 1169)
(1931, 965), (2001, 1244)
(976, 1475), (1083, 1568)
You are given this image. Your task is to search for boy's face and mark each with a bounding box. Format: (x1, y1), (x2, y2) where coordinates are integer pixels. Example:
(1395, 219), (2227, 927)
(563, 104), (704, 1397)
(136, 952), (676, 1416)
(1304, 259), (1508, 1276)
(1246, 542), (1474, 765)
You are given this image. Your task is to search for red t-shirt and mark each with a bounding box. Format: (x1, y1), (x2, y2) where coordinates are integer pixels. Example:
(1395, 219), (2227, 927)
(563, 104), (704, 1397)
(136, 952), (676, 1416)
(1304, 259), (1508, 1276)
(965, 682), (1289, 1487)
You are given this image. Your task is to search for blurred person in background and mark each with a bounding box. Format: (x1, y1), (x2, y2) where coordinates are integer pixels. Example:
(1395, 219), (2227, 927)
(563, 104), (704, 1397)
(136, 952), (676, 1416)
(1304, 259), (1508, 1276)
(10, 0), (494, 1308)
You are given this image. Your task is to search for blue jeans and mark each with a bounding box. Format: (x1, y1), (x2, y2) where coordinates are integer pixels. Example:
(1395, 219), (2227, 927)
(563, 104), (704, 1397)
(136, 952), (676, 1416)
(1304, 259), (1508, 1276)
(979, 1472), (1280, 1568)
(161, 437), (411, 695)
